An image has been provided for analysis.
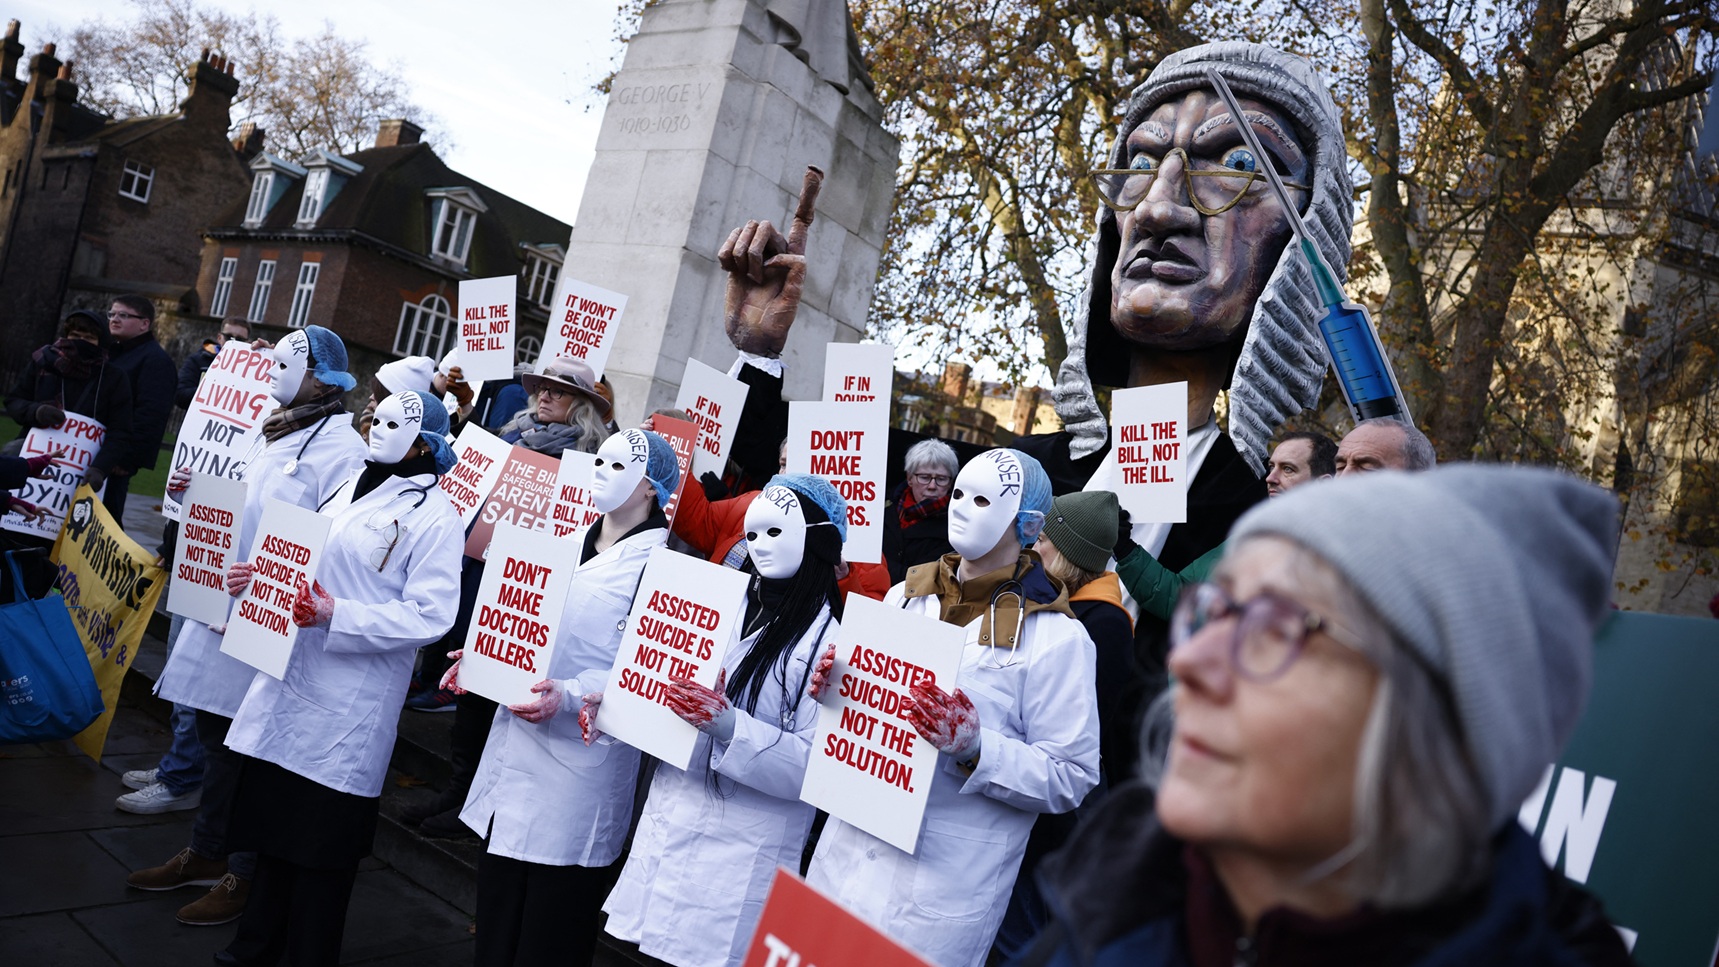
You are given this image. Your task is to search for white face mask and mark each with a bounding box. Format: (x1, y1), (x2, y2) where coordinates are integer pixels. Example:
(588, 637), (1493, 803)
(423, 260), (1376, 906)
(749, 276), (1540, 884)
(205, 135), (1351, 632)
(368, 392), (423, 464)
(948, 449), (1027, 560)
(592, 429), (651, 514)
(745, 486), (808, 580)
(269, 330), (311, 405)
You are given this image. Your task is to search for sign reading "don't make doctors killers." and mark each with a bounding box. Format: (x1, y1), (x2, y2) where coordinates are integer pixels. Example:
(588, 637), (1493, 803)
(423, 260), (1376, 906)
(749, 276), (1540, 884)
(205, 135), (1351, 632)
(799, 596), (965, 854)
(458, 522), (577, 706)
(786, 402), (885, 563)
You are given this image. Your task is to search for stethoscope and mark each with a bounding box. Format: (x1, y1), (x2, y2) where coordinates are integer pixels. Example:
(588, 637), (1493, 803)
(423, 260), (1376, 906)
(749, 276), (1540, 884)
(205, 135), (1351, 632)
(235, 412), (333, 478)
(898, 559), (1030, 669)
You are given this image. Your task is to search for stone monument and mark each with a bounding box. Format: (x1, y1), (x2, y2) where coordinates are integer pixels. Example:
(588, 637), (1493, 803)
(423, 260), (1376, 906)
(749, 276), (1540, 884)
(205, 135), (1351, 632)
(568, 0), (899, 421)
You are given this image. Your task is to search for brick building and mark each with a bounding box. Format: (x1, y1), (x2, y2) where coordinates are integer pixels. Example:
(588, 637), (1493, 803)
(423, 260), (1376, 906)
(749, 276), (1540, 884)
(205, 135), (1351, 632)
(196, 120), (571, 366)
(0, 25), (256, 377)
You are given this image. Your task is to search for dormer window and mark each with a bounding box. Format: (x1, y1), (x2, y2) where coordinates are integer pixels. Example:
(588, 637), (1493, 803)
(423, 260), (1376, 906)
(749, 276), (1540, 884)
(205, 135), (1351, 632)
(294, 151), (362, 228)
(425, 187), (487, 268)
(521, 244), (564, 309)
(245, 172), (274, 224)
(244, 153), (306, 228)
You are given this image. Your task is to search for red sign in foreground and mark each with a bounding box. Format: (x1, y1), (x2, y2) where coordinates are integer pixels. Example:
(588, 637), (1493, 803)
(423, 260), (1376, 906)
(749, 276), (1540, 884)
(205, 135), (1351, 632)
(741, 869), (931, 967)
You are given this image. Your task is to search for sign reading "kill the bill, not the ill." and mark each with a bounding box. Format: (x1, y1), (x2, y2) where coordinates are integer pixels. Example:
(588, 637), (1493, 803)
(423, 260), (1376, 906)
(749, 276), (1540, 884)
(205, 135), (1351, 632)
(1109, 381), (1188, 524)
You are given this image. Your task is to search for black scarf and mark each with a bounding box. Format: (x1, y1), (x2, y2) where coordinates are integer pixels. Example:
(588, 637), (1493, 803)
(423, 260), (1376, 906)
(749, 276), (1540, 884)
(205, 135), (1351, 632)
(354, 452), (439, 501)
(37, 338), (107, 381)
(742, 573), (792, 638)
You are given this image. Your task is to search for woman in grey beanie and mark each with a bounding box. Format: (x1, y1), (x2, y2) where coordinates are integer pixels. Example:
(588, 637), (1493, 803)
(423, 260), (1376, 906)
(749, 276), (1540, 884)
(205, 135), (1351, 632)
(1017, 465), (1634, 966)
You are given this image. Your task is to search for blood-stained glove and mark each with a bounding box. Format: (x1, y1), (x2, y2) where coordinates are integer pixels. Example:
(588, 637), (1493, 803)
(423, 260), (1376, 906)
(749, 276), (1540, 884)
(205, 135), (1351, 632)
(807, 643), (837, 700)
(25, 449), (63, 478)
(509, 679), (564, 724)
(445, 365), (475, 408)
(167, 466), (193, 493)
(32, 404), (65, 428)
(904, 680), (982, 764)
(291, 577), (334, 629)
(578, 691), (604, 745)
(6, 495), (44, 522)
(698, 471), (731, 503)
(439, 650), (467, 695)
(225, 561), (255, 597)
(665, 669), (735, 742)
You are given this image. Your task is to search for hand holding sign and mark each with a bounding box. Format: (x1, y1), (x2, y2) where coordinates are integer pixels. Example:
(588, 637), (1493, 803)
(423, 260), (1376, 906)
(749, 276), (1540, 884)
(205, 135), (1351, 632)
(904, 681), (980, 762)
(720, 165), (823, 357)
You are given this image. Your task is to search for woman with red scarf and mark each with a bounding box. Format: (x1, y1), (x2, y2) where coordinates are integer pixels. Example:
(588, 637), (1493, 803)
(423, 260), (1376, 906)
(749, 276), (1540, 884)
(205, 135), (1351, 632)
(881, 438), (959, 584)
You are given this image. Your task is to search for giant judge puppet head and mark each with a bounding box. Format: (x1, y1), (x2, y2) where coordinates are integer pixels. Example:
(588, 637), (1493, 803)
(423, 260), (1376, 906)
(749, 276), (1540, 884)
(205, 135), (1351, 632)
(1056, 42), (1353, 475)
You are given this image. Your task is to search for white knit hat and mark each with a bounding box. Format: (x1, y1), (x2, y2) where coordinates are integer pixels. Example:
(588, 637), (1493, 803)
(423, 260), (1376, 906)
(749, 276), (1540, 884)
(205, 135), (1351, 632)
(376, 355), (437, 396)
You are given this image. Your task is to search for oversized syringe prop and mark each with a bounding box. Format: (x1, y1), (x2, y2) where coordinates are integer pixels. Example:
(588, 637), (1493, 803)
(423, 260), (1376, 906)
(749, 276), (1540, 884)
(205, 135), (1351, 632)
(1205, 68), (1409, 424)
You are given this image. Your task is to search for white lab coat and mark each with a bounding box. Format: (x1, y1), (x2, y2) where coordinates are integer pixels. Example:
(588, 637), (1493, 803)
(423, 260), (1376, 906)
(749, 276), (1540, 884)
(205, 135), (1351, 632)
(460, 524), (667, 866)
(156, 416), (368, 718)
(225, 472), (463, 798)
(805, 584), (1101, 967)
(603, 604), (837, 967)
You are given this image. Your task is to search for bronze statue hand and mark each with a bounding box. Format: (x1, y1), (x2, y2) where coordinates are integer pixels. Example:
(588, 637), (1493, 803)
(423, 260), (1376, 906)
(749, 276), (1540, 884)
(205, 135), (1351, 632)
(718, 165), (824, 357)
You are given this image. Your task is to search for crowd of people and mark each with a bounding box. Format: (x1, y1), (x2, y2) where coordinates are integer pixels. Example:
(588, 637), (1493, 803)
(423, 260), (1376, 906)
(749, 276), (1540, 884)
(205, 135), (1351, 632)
(0, 37), (1639, 967)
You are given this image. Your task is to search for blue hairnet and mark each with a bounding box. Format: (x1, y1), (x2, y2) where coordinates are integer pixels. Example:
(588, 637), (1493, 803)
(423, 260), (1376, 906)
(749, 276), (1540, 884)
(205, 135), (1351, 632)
(641, 430), (680, 509)
(1008, 448), (1053, 544)
(303, 325), (356, 392)
(400, 390), (457, 475)
(767, 473), (849, 543)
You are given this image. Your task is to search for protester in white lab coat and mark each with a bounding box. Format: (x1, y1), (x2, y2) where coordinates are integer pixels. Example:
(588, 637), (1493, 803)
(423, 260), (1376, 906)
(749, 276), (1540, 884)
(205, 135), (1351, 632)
(600, 473), (848, 967)
(215, 390), (463, 967)
(804, 448), (1101, 967)
(445, 428), (682, 967)
(129, 326), (367, 927)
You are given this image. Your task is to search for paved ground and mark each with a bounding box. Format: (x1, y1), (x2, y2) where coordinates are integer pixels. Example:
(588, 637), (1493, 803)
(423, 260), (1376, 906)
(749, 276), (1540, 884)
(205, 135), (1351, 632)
(0, 694), (476, 966)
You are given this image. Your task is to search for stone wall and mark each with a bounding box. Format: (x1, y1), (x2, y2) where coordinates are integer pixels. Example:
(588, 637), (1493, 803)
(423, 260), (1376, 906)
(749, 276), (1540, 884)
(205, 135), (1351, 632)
(567, 0), (899, 422)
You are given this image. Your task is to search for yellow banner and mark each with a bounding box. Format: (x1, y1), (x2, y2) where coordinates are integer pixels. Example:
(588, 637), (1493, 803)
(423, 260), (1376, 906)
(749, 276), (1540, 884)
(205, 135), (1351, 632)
(51, 485), (166, 761)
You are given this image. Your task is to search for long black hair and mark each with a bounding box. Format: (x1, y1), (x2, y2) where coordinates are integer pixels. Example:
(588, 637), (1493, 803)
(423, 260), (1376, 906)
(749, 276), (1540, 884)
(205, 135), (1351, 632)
(725, 493), (844, 716)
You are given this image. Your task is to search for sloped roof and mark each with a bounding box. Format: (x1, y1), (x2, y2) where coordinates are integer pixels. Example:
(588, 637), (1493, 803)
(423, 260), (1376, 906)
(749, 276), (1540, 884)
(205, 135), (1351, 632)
(210, 141), (571, 278)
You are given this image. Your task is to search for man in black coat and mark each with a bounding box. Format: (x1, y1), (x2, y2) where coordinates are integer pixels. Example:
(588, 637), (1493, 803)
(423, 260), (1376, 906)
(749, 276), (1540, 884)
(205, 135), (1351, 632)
(102, 294), (177, 520)
(174, 318), (251, 409)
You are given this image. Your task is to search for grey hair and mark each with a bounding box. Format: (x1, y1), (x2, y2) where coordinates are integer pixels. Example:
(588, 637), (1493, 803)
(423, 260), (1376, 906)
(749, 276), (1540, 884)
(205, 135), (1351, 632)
(1140, 536), (1489, 908)
(567, 397), (611, 455)
(1354, 417), (1437, 471)
(903, 438), (959, 478)
(1055, 43), (1354, 475)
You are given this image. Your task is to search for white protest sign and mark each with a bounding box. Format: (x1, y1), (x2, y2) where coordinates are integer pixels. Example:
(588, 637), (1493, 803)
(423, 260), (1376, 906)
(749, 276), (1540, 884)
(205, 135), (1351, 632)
(786, 402), (886, 563)
(540, 276), (627, 379)
(1, 413), (106, 539)
(822, 342), (894, 412)
(459, 522), (577, 706)
(220, 500), (332, 679)
(438, 423), (512, 525)
(596, 548), (750, 770)
(549, 453), (601, 539)
(457, 275), (517, 383)
(800, 595), (966, 854)
(673, 358), (749, 480)
(166, 474), (247, 625)
(162, 341), (274, 522)
(1109, 382), (1188, 523)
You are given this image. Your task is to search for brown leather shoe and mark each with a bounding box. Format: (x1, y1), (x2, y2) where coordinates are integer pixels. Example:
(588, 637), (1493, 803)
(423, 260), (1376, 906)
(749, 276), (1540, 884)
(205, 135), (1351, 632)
(126, 847), (227, 891)
(177, 873), (250, 925)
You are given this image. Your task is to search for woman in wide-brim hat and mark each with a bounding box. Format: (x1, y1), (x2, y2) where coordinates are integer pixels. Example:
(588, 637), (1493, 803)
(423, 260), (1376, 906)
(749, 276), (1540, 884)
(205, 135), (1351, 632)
(507, 355), (611, 456)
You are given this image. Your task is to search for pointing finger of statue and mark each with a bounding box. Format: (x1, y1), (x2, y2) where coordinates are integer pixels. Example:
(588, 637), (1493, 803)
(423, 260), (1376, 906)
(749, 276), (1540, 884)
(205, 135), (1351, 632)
(785, 165), (824, 257)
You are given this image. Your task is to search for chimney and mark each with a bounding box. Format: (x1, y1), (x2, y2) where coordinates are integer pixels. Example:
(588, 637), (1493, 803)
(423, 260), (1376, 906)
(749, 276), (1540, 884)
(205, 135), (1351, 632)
(231, 121), (265, 161)
(1, 21), (24, 94)
(17, 41), (60, 128)
(41, 60), (78, 143)
(1010, 386), (1040, 434)
(940, 361), (971, 404)
(181, 47), (239, 121)
(374, 118), (423, 148)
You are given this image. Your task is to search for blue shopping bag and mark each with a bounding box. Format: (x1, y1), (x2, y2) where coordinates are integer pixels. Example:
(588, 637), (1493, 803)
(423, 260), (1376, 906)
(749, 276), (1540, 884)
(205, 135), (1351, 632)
(0, 550), (103, 744)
